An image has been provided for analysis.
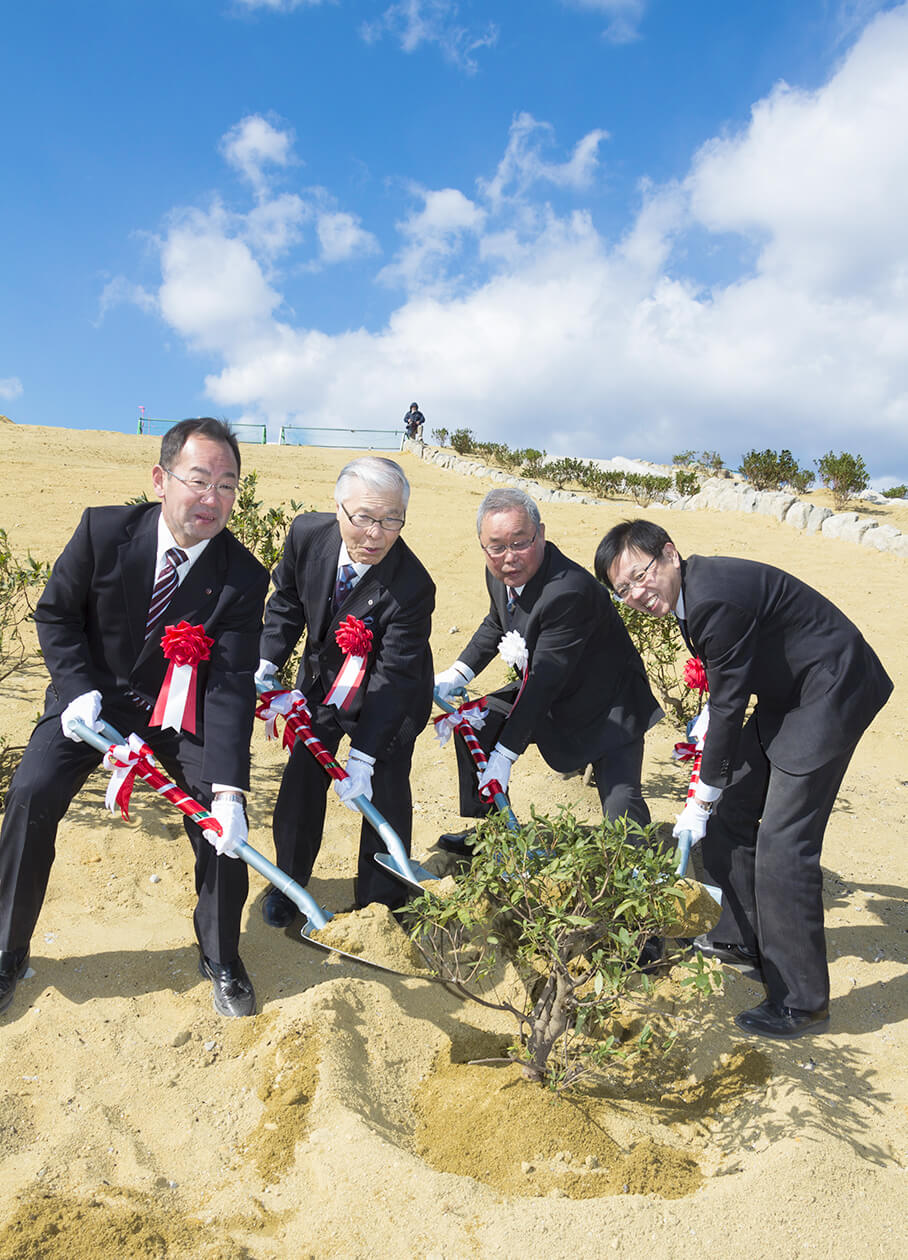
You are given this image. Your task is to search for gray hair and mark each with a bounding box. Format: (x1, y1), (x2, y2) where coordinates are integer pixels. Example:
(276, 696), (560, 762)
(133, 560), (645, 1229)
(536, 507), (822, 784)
(335, 456), (411, 508)
(476, 487), (541, 536)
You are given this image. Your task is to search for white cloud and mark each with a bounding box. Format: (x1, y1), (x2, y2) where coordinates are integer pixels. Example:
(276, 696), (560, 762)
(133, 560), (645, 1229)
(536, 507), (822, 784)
(360, 1), (498, 72)
(219, 115), (297, 196)
(479, 112), (609, 210)
(0, 377), (23, 401)
(560, 0), (648, 44)
(316, 211), (380, 264)
(142, 5), (908, 478)
(377, 186), (486, 291)
(233, 0), (331, 10)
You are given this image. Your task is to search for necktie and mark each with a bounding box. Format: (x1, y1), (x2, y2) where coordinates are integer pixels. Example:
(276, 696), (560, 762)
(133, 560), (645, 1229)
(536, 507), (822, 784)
(506, 587), (517, 619)
(146, 547), (188, 638)
(333, 563), (356, 612)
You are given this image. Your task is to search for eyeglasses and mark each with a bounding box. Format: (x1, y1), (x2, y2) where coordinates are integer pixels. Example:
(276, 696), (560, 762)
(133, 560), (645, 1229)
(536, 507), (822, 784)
(481, 531), (538, 559)
(166, 469), (237, 497)
(340, 502), (406, 532)
(613, 554), (658, 601)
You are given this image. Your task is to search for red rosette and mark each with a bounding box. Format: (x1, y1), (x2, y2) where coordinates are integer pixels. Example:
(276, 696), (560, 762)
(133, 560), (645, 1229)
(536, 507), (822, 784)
(683, 656), (708, 693)
(335, 615), (373, 658)
(160, 621), (214, 667)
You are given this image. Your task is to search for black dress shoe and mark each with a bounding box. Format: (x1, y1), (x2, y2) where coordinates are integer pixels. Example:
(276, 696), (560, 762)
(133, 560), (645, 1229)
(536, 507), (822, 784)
(437, 828), (476, 856)
(734, 999), (830, 1040)
(0, 947), (30, 1017)
(694, 935), (760, 968)
(198, 953), (256, 1018)
(262, 887), (297, 928)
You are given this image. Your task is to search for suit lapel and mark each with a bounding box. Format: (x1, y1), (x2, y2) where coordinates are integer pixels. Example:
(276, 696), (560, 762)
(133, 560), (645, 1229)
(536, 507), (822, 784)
(312, 528), (342, 639)
(118, 506), (160, 660)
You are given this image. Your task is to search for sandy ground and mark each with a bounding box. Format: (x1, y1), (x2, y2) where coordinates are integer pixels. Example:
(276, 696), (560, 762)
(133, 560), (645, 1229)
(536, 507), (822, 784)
(0, 422), (905, 1259)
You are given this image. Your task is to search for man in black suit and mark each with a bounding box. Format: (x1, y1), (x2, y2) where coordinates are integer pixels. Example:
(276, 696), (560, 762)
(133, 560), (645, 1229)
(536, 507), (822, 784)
(256, 456), (434, 921)
(596, 519), (893, 1040)
(0, 418), (268, 1020)
(434, 488), (662, 849)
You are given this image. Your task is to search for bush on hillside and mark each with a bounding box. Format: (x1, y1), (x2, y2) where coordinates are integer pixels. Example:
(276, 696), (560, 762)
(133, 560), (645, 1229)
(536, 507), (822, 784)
(815, 450), (869, 510)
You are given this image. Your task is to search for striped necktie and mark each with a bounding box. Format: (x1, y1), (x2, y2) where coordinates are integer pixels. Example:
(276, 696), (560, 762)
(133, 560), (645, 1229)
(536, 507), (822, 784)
(506, 587), (517, 619)
(333, 563), (356, 612)
(146, 546), (188, 638)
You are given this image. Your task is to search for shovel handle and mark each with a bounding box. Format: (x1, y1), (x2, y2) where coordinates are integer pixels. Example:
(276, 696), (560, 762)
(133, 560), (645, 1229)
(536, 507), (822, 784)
(433, 689), (519, 831)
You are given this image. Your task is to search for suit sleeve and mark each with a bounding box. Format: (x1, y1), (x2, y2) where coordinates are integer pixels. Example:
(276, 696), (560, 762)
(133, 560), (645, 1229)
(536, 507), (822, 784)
(350, 577), (435, 758)
(693, 598), (760, 787)
(496, 584), (596, 756)
(259, 517), (310, 670)
(34, 509), (103, 705)
(201, 559), (269, 790)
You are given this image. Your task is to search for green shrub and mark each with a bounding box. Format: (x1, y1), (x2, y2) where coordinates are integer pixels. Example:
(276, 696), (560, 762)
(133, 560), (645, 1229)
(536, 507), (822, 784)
(739, 448), (813, 493)
(882, 484), (908, 499)
(623, 472), (672, 506)
(0, 528), (51, 687)
(672, 450), (696, 467)
(520, 450), (548, 480)
(615, 600), (701, 729)
(229, 471), (305, 572)
(449, 428), (476, 455)
(431, 427), (449, 447)
(815, 450), (869, 509)
(410, 809), (716, 1091)
(544, 457), (588, 490)
(673, 469), (700, 497)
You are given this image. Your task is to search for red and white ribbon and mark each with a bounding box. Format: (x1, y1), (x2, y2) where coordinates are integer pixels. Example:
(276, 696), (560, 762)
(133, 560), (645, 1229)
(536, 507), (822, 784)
(102, 730), (219, 831)
(433, 696), (488, 747)
(150, 622), (214, 735)
(325, 615), (373, 712)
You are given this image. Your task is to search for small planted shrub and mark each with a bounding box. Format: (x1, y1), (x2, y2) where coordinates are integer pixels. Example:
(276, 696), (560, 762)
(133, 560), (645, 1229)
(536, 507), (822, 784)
(411, 809), (717, 1091)
(449, 428), (476, 455)
(882, 484), (907, 499)
(431, 427), (449, 447)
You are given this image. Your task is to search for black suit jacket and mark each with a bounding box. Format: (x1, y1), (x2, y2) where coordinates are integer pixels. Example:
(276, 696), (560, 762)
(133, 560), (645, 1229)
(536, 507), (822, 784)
(33, 503), (269, 789)
(259, 513), (435, 759)
(681, 555), (893, 785)
(459, 541), (663, 773)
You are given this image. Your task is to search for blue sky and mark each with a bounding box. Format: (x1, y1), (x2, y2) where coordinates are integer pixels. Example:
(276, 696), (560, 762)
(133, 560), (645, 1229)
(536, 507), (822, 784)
(3, 0), (907, 485)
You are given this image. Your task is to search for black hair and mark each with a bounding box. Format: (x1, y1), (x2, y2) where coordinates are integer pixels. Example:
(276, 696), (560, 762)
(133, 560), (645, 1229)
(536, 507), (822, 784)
(594, 519), (674, 588)
(159, 417), (241, 475)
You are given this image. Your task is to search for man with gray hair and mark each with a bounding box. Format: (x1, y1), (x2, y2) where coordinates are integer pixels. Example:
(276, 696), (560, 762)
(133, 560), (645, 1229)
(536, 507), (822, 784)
(256, 456), (435, 919)
(435, 488), (662, 853)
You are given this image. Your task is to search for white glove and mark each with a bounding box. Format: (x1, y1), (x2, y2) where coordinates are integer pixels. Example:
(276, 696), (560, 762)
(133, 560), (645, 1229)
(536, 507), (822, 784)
(672, 798), (713, 844)
(478, 747), (517, 798)
(334, 752), (374, 810)
(203, 796), (248, 859)
(255, 659), (280, 690)
(61, 689), (103, 742)
(434, 661), (474, 701)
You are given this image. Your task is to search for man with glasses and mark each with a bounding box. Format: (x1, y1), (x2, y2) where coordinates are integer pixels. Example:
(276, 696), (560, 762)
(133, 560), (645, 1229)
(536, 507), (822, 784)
(435, 488), (662, 853)
(256, 456), (434, 919)
(595, 518), (892, 1040)
(0, 418), (269, 1020)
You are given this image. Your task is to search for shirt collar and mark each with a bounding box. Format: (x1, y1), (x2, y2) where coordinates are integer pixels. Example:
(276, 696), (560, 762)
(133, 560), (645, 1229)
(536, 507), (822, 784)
(156, 517), (209, 571)
(674, 588), (687, 619)
(337, 541), (370, 579)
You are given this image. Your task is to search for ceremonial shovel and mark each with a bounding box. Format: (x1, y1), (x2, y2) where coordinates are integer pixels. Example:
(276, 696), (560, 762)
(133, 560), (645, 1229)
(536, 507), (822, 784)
(255, 688), (438, 895)
(432, 688), (519, 830)
(65, 716), (417, 970)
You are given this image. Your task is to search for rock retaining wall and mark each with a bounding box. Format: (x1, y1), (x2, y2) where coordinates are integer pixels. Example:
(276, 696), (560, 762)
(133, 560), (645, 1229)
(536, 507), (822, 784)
(404, 441), (908, 558)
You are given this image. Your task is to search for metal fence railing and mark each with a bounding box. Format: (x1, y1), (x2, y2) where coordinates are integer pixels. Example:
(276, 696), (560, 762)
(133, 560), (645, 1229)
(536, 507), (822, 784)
(279, 426), (404, 451)
(137, 417), (267, 444)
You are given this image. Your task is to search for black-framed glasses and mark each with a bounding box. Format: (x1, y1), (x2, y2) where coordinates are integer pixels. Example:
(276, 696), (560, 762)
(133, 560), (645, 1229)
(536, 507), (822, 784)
(166, 468), (237, 497)
(613, 554), (658, 601)
(481, 531), (538, 559)
(340, 502), (406, 532)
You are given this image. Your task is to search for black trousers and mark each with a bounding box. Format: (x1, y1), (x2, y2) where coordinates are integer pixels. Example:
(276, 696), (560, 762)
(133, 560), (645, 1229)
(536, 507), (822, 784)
(702, 712), (856, 1011)
(0, 699), (248, 965)
(271, 712), (415, 911)
(453, 690), (651, 828)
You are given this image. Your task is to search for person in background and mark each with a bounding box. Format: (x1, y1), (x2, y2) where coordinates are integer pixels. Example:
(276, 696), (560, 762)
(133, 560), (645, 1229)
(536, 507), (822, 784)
(403, 403), (425, 441)
(596, 518), (892, 1040)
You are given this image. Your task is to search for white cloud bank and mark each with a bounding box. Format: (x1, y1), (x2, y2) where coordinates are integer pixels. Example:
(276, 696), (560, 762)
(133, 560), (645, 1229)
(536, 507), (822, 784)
(124, 4), (908, 476)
